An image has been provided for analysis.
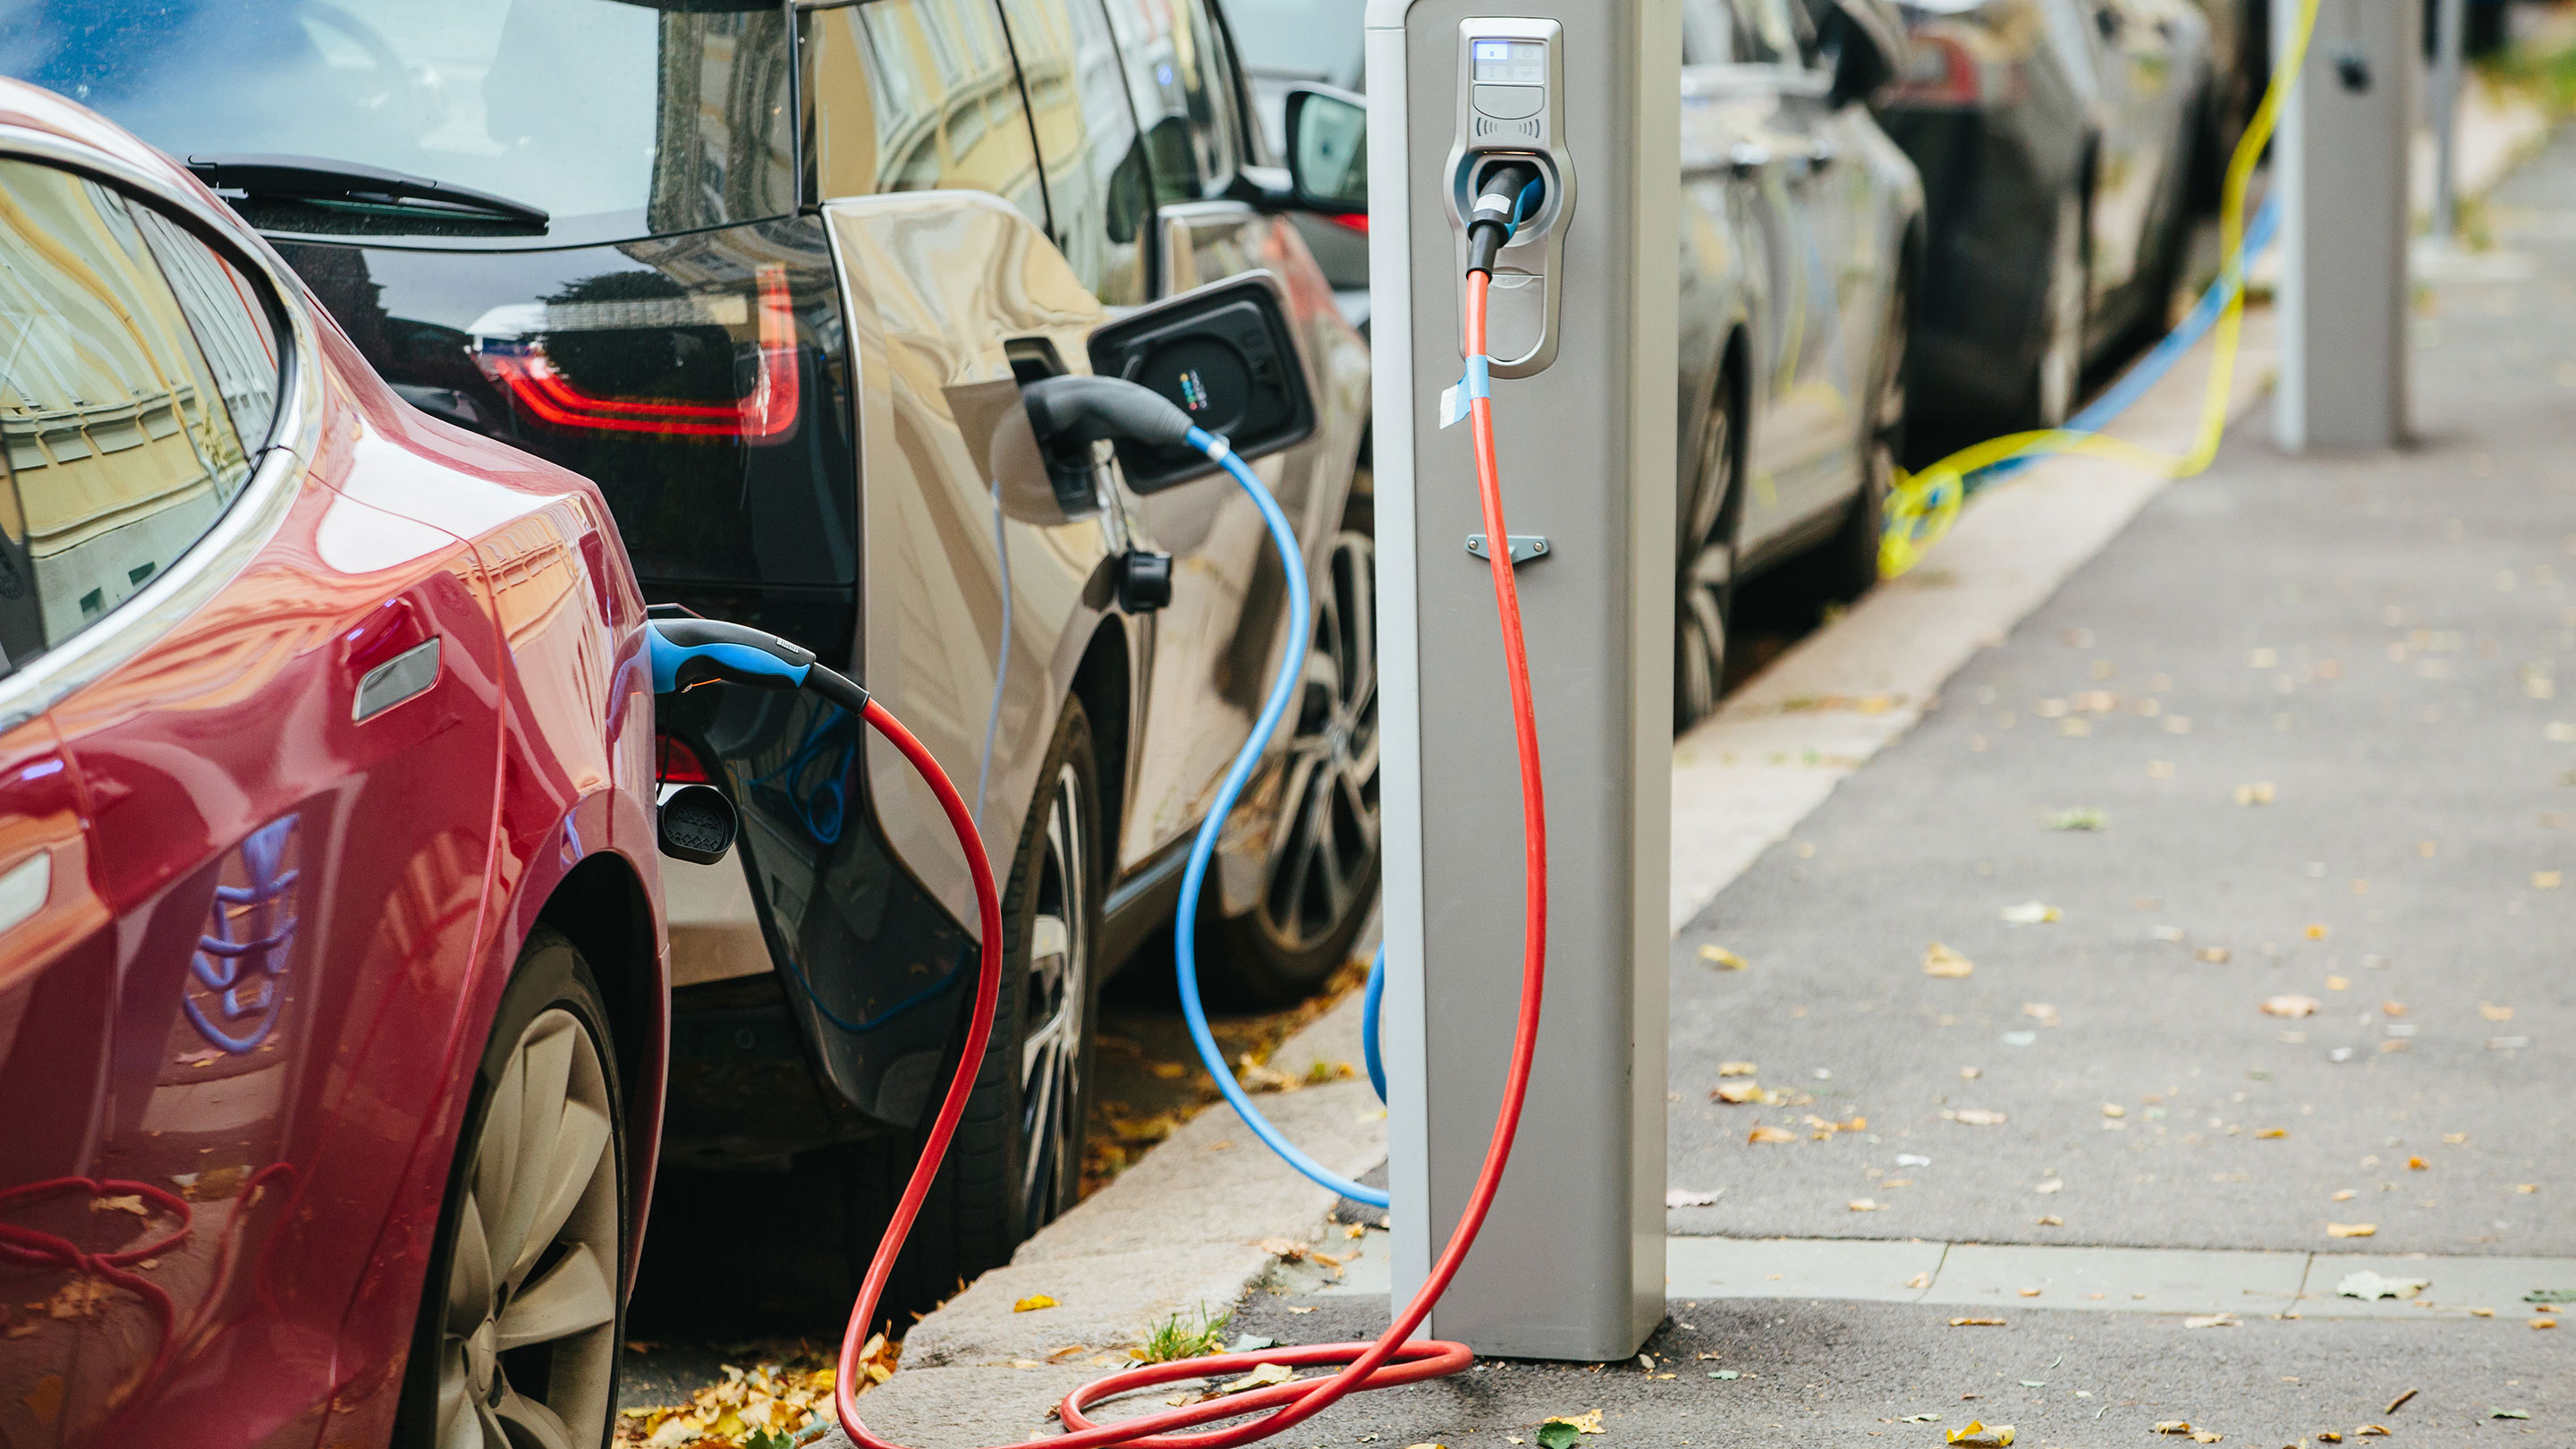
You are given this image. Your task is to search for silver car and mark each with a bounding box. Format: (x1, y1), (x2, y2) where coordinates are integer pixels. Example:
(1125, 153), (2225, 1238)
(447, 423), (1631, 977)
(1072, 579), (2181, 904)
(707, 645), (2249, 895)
(1235, 0), (1926, 729)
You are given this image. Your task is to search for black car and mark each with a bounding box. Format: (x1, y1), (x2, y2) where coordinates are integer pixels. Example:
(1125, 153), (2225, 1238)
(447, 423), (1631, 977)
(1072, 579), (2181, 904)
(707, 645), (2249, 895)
(4, 0), (1377, 1312)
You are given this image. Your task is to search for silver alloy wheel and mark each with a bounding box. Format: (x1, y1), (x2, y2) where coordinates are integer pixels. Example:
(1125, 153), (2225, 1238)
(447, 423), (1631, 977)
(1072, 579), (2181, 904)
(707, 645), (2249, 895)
(1257, 528), (1380, 950)
(436, 1009), (620, 1449)
(2035, 191), (2086, 428)
(1676, 397), (1736, 733)
(1020, 759), (1090, 1233)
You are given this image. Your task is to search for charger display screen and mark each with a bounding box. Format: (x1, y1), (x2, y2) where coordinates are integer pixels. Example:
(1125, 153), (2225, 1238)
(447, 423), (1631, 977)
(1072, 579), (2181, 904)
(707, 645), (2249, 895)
(1471, 39), (1546, 85)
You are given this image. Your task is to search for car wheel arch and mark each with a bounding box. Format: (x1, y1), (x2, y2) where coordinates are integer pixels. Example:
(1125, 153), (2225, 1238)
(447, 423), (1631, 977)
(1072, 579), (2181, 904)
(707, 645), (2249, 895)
(1067, 618), (1136, 877)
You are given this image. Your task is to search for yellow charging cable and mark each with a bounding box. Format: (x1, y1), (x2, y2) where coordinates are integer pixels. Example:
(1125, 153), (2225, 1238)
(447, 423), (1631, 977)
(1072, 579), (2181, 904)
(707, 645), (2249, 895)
(1878, 0), (2324, 579)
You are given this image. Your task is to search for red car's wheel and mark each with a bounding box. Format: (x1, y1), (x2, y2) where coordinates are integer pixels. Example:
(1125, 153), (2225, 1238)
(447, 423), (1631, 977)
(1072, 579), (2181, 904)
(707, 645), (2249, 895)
(401, 928), (627, 1449)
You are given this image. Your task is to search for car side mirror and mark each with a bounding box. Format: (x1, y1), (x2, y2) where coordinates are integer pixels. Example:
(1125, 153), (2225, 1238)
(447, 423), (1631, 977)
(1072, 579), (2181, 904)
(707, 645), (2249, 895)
(1085, 271), (1318, 495)
(1822, 0), (1906, 108)
(1284, 85), (1368, 216)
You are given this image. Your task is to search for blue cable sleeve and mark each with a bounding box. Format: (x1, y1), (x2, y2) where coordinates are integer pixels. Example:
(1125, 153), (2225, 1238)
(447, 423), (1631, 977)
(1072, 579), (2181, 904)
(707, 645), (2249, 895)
(1960, 194), (2282, 496)
(1361, 944), (1387, 1105)
(1174, 425), (1390, 1208)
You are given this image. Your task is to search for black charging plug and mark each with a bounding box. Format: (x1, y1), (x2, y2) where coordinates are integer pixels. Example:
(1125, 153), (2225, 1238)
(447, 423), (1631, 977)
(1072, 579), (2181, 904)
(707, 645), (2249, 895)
(1466, 160), (1545, 276)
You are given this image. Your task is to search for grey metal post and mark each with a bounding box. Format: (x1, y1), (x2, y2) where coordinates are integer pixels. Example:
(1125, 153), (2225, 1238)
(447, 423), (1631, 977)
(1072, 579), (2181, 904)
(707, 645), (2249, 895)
(2432, 0), (2467, 240)
(1368, 0), (1677, 1360)
(2275, 0), (2415, 451)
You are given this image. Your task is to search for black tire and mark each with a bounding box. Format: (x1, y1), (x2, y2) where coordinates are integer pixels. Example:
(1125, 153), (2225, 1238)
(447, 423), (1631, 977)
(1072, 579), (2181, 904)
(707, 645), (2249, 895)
(1674, 363), (1742, 734)
(397, 928), (627, 1449)
(1200, 494), (1382, 1006)
(1819, 266), (1909, 602)
(847, 700), (1104, 1323)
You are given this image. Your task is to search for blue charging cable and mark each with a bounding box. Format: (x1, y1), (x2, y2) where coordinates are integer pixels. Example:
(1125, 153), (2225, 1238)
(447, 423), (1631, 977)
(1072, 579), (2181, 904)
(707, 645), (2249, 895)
(1171, 427), (1390, 1208)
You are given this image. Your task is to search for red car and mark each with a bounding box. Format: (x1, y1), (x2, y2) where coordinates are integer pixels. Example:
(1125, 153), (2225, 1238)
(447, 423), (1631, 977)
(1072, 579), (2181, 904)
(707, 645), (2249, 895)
(0, 83), (666, 1446)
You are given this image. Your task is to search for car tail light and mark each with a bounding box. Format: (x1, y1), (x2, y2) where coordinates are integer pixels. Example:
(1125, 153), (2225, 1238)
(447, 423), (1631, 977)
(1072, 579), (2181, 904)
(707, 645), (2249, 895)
(475, 264), (800, 442)
(657, 733), (713, 784)
(1327, 212), (1368, 236)
(1885, 27), (2022, 109)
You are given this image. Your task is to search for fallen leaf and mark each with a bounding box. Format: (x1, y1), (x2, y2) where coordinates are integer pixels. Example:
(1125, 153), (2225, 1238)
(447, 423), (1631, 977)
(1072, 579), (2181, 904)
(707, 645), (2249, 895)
(1948, 1318), (2006, 1327)
(1214, 1363), (1295, 1396)
(2016, 1287), (2041, 1298)
(1902, 1412), (1941, 1423)
(2101, 1103), (2127, 1118)
(2326, 976), (2351, 991)
(1848, 1198), (1886, 1212)
(1012, 1294), (1058, 1313)
(1665, 1187), (1720, 1208)
(2191, 1436), (2222, 1445)
(2035, 1215), (2063, 1226)
(2000, 902), (2060, 925)
(2517, 1184), (2539, 1193)
(1699, 945), (1750, 970)
(1718, 1060), (1758, 1077)
(1708, 1369), (1740, 1380)
(2492, 1409), (2530, 1420)
(2154, 1423), (2193, 1436)
(1537, 1410), (1604, 1445)
(2406, 1156), (2427, 1171)
(1924, 943), (1975, 978)
(2182, 1313), (2239, 1328)
(2307, 924), (2330, 941)
(1949, 1108), (2007, 1126)
(1945, 1421), (2014, 1447)
(2234, 782), (2275, 805)
(2482, 1003), (2515, 1021)
(2531, 1318), (2560, 1330)
(1906, 1272), (1934, 1289)
(1714, 1081), (1763, 1105)
(2046, 807), (2107, 831)
(2033, 1179), (2064, 1194)
(89, 1195), (147, 1217)
(2537, 871), (2563, 890)
(2336, 1271), (2428, 1301)
(2021, 1003), (2060, 1023)
(2326, 1223), (2377, 1238)
(2263, 995), (2321, 1019)
(2354, 1427), (2391, 1437)
(2384, 1388), (2418, 1415)
(1748, 1125), (1797, 1144)
(2318, 1436), (2343, 1444)
(1256, 1239), (1309, 1262)
(2257, 1128), (2288, 1140)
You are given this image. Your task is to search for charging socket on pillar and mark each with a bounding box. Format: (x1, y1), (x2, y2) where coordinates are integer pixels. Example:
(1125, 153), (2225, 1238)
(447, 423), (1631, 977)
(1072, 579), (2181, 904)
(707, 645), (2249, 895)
(1447, 19), (1575, 377)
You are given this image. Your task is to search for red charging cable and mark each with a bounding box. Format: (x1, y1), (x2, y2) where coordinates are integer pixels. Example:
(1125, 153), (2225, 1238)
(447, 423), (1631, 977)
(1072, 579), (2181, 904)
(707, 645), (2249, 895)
(837, 269), (1543, 1446)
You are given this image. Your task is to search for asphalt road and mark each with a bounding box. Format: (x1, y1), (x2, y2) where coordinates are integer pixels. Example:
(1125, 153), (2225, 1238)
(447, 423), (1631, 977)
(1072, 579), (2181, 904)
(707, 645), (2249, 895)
(1663, 134), (2576, 1260)
(1212, 1292), (2564, 1446)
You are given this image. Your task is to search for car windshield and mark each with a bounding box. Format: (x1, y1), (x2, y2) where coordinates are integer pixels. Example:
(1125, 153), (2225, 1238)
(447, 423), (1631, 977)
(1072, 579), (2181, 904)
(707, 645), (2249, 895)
(0, 0), (786, 239)
(1224, 0), (1365, 87)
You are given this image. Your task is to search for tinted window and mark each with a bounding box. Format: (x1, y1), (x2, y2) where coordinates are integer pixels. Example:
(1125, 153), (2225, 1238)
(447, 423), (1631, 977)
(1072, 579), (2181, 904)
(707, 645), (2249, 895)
(2, 1), (793, 242)
(999, 0), (1156, 305)
(1099, 0), (1244, 205)
(803, 0), (1049, 234)
(0, 160), (277, 673)
(1682, 0), (1741, 64)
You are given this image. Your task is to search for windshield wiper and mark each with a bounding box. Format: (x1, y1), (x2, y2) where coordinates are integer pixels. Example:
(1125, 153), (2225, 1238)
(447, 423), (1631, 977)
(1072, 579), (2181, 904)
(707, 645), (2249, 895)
(184, 154), (549, 227)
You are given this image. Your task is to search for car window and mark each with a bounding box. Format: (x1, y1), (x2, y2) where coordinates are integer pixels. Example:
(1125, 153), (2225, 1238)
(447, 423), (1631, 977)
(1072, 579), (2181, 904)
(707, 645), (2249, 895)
(803, 0), (1050, 234)
(1731, 0), (1816, 68)
(999, 0), (1157, 306)
(1097, 0), (1243, 205)
(6, 0), (795, 242)
(1682, 0), (1741, 64)
(0, 159), (279, 675)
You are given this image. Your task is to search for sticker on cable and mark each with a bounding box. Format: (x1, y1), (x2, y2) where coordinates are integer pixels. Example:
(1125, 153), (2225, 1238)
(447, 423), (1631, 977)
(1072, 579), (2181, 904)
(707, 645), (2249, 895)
(1440, 354), (1493, 429)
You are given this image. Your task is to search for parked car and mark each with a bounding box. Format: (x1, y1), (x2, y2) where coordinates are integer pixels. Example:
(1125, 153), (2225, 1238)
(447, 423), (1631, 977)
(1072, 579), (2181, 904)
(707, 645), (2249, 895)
(0, 80), (664, 1448)
(1241, 0), (1925, 729)
(1880, 0), (2215, 439)
(4, 0), (1376, 1309)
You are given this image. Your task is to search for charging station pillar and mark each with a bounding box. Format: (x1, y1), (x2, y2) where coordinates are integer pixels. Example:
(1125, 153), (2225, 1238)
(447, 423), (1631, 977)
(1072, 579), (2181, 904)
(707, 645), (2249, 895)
(2275, 0), (2415, 451)
(1367, 0), (1679, 1360)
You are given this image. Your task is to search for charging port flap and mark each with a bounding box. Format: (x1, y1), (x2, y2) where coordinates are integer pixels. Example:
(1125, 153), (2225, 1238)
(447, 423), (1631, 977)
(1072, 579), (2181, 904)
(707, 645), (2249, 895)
(1084, 272), (1318, 494)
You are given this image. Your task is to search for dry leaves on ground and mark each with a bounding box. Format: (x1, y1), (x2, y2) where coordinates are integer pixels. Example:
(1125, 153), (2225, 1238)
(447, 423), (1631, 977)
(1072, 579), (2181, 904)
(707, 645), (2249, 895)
(2262, 995), (2321, 1019)
(1924, 944), (1975, 978)
(1699, 945), (1750, 970)
(1945, 1421), (2014, 1446)
(2326, 1223), (2378, 1239)
(1665, 1188), (1721, 1208)
(1999, 902), (2060, 925)
(1747, 1125), (1798, 1144)
(617, 1341), (889, 1449)
(1013, 1294), (1058, 1312)
(1948, 1317), (2006, 1327)
(1944, 1108), (2007, 1126)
